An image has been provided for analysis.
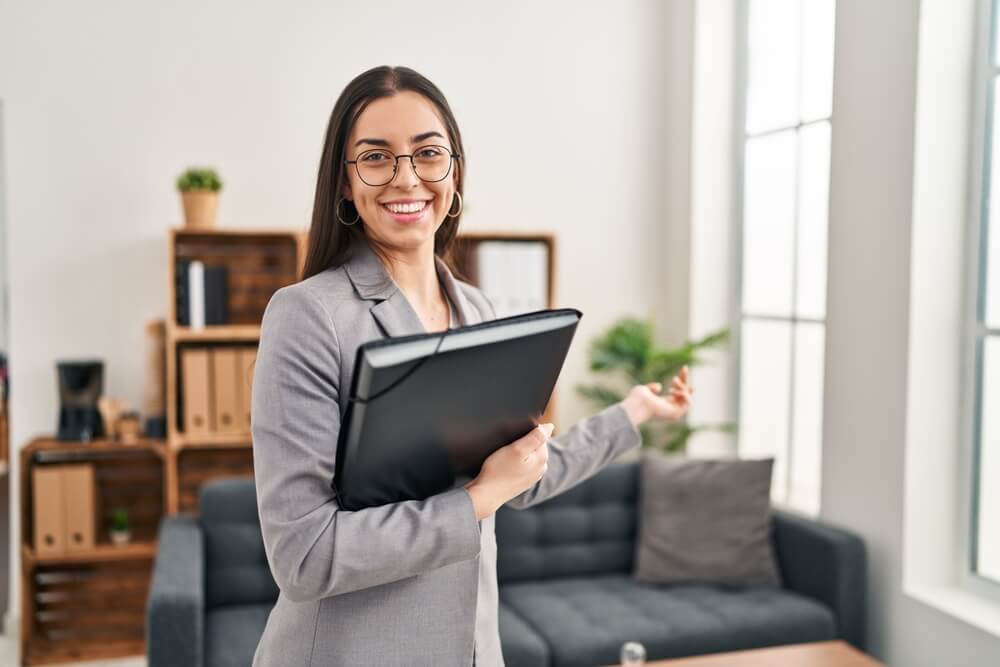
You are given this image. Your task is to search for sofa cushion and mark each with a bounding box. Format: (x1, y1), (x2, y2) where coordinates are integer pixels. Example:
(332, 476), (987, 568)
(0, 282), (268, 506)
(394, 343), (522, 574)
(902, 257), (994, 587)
(499, 603), (550, 667)
(205, 604), (273, 667)
(499, 574), (836, 667)
(201, 478), (280, 609)
(496, 462), (638, 584)
(634, 453), (783, 588)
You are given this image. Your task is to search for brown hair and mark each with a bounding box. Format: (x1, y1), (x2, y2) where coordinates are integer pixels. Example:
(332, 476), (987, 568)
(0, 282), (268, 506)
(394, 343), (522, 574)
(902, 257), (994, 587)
(300, 65), (467, 284)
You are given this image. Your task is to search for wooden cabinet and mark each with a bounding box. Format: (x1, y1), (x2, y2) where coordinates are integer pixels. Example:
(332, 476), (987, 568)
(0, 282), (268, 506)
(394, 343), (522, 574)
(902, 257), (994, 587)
(19, 439), (166, 665)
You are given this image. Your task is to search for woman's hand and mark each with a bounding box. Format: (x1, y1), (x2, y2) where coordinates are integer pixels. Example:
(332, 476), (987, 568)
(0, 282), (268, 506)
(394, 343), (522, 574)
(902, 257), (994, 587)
(464, 423), (554, 520)
(622, 365), (695, 428)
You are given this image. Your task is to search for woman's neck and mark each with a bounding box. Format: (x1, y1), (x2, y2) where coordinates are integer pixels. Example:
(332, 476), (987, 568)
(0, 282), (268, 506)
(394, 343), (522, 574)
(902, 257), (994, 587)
(380, 240), (443, 311)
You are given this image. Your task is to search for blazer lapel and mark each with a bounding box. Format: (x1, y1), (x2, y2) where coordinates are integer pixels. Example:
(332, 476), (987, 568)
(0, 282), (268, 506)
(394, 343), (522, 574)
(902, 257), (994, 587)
(343, 236), (478, 338)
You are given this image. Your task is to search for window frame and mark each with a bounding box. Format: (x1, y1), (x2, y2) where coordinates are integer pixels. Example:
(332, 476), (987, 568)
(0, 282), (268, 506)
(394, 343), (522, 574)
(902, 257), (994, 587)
(962, 0), (1000, 600)
(733, 0), (835, 516)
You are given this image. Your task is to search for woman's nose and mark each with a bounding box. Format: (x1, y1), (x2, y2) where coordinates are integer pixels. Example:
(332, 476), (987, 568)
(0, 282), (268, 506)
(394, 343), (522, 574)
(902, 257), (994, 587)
(390, 157), (420, 188)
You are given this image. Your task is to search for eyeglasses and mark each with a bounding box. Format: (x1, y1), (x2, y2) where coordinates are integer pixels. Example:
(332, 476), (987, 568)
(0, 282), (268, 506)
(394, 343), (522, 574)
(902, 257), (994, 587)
(344, 144), (461, 187)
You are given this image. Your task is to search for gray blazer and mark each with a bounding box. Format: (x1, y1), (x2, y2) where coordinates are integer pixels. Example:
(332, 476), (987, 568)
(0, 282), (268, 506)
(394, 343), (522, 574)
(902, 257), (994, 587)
(250, 235), (642, 666)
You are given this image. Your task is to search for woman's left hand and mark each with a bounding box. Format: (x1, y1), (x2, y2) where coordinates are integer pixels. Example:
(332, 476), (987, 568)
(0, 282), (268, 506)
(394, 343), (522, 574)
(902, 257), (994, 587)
(622, 365), (695, 427)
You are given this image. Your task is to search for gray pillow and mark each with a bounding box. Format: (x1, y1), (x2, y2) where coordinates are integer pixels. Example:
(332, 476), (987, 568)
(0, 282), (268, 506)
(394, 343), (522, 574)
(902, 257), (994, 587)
(633, 451), (783, 588)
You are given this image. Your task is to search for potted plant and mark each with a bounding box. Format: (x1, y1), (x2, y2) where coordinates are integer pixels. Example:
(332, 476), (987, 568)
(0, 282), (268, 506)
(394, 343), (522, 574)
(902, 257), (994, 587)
(110, 507), (131, 546)
(575, 316), (735, 453)
(176, 166), (223, 229)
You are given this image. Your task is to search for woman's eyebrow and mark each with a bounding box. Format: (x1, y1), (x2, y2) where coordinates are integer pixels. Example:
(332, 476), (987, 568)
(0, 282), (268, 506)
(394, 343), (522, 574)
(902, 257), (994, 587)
(354, 131), (445, 148)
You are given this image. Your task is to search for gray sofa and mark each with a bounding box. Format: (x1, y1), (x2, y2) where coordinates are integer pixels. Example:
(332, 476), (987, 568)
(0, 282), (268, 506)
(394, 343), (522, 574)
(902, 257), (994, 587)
(146, 460), (866, 667)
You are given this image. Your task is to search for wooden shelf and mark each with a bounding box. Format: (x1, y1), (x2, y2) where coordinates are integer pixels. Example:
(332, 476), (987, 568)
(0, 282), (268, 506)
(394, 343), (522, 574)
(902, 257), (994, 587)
(169, 323), (261, 343)
(173, 431), (251, 450)
(24, 637), (145, 667)
(23, 437), (166, 461)
(22, 540), (158, 567)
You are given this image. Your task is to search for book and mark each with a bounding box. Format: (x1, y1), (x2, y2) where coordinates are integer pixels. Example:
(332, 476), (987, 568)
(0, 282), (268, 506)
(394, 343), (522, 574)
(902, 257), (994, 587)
(175, 259), (191, 326)
(331, 307), (582, 510)
(188, 261), (205, 330)
(204, 265), (229, 325)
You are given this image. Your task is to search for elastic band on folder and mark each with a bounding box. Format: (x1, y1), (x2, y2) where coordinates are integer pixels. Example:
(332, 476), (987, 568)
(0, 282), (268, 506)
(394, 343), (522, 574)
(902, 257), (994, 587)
(347, 326), (452, 405)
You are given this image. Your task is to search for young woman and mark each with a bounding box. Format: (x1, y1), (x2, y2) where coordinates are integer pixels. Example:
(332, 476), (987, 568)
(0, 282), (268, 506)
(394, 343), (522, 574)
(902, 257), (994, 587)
(250, 65), (694, 667)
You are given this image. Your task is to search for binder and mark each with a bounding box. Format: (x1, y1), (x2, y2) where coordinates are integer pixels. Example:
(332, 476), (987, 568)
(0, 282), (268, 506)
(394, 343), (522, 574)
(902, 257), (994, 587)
(63, 464), (97, 551)
(238, 347), (257, 433)
(182, 347), (213, 436)
(332, 307), (582, 511)
(33, 466), (66, 557)
(211, 348), (240, 433)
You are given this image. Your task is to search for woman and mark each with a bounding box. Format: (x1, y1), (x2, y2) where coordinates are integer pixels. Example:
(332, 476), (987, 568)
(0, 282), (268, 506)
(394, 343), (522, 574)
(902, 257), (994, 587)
(250, 65), (694, 667)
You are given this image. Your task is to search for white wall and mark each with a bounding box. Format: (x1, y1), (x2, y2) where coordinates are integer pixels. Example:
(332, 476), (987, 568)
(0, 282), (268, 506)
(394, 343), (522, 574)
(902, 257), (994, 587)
(823, 0), (1000, 664)
(0, 0), (670, 628)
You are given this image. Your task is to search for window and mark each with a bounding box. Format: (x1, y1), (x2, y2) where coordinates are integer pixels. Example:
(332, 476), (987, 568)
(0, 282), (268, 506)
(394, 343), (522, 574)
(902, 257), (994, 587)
(737, 0), (836, 515)
(972, 0), (1000, 586)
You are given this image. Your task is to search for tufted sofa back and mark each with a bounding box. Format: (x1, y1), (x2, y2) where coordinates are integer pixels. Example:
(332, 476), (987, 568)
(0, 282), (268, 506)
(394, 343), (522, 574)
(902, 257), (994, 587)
(494, 460), (639, 584)
(199, 478), (279, 609)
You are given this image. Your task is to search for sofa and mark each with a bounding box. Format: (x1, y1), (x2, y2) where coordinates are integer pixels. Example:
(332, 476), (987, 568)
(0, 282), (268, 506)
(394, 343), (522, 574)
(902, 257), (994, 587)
(146, 460), (866, 667)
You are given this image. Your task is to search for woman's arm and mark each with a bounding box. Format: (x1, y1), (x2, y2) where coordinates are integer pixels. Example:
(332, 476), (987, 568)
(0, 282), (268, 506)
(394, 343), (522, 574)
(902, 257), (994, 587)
(251, 286), (482, 604)
(500, 400), (643, 510)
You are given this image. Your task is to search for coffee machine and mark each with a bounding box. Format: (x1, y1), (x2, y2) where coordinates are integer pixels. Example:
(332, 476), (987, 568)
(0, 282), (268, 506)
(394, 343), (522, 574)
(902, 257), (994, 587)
(57, 359), (105, 441)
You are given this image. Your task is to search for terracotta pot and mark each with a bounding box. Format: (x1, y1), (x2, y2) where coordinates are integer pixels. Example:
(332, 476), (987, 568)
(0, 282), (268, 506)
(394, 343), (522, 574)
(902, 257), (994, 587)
(181, 190), (219, 229)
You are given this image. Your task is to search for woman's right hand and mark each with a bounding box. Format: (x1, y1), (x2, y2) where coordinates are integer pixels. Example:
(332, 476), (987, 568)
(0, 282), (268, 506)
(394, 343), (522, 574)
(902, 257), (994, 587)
(463, 423), (555, 521)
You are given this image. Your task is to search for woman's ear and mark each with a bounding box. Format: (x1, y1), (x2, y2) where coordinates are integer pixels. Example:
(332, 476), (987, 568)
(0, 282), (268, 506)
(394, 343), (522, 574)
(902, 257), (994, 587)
(341, 181), (353, 202)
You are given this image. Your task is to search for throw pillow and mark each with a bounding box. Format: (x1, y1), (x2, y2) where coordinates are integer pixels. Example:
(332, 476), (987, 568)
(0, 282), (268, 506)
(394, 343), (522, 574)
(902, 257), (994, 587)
(633, 451), (783, 588)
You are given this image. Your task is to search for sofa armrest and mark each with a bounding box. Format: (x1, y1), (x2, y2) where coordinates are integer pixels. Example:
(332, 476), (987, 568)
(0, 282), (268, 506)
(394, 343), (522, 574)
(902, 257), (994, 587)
(771, 509), (867, 650)
(147, 515), (205, 667)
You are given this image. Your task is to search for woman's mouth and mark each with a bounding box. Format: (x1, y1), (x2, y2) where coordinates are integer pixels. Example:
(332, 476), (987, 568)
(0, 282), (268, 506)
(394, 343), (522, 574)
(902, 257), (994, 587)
(380, 199), (430, 223)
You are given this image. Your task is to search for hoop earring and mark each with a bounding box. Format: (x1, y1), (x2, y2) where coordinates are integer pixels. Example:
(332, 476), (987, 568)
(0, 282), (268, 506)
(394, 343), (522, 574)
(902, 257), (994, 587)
(336, 199), (360, 226)
(446, 191), (463, 218)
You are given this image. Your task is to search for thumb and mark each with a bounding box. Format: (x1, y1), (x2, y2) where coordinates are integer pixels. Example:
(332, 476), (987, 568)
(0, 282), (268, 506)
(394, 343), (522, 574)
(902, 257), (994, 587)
(647, 382), (663, 394)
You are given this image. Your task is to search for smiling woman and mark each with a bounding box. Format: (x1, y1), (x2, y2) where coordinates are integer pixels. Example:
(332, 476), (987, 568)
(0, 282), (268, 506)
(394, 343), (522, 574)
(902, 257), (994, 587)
(250, 65), (692, 667)
(300, 68), (467, 293)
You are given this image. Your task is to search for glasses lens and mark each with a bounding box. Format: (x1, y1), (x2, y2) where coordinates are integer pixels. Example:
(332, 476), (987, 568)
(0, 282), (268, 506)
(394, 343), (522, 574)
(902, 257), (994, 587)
(356, 149), (396, 186)
(412, 145), (453, 182)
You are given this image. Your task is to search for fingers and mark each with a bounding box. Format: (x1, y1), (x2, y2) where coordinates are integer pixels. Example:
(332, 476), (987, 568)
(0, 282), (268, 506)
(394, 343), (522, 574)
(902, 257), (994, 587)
(519, 423), (554, 461)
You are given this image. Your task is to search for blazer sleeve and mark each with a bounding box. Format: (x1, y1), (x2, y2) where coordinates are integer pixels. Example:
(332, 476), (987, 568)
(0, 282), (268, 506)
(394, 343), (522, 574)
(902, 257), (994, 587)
(250, 286), (482, 604)
(474, 290), (643, 510)
(503, 402), (642, 509)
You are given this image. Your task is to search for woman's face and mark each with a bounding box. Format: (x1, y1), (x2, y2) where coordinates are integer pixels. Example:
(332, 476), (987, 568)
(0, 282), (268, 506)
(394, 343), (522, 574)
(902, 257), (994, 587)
(342, 90), (460, 251)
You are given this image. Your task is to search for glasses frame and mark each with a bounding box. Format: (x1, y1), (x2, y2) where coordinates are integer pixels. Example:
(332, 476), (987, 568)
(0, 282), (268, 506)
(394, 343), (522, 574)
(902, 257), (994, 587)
(344, 144), (462, 186)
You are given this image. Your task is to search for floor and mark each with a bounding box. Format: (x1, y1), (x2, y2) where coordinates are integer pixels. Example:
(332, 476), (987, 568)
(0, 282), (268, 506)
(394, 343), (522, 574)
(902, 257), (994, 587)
(0, 634), (147, 667)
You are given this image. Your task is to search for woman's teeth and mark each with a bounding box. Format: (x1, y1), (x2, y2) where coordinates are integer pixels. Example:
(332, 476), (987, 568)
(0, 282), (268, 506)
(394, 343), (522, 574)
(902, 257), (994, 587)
(383, 201), (428, 214)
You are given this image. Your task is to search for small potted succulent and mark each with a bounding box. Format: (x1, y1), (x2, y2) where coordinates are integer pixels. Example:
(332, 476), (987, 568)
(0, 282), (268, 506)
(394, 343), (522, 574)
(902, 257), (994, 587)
(110, 507), (131, 546)
(177, 166), (223, 229)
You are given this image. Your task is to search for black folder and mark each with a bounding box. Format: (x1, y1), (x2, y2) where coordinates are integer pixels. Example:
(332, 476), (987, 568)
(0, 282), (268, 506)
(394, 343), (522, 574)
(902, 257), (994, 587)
(331, 307), (583, 511)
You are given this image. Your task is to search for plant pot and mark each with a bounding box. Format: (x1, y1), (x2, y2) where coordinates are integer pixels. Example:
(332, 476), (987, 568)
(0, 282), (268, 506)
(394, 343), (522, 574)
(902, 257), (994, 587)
(110, 529), (131, 546)
(180, 190), (219, 229)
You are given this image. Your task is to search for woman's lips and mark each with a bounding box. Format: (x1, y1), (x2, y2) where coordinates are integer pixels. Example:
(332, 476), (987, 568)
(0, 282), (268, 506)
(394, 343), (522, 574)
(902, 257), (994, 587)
(380, 200), (430, 223)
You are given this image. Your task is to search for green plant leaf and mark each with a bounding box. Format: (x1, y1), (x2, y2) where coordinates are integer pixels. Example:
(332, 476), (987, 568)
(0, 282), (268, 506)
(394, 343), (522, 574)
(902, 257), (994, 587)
(575, 315), (731, 454)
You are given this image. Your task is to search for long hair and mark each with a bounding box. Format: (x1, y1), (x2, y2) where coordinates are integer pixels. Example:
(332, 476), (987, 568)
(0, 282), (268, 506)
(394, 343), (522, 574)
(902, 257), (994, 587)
(300, 66), (467, 283)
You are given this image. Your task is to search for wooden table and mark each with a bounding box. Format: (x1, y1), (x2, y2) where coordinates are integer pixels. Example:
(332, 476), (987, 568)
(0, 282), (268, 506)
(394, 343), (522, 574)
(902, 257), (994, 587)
(609, 641), (884, 666)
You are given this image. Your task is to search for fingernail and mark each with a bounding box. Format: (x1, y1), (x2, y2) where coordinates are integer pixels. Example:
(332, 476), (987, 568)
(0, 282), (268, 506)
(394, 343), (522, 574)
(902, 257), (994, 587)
(539, 423), (555, 438)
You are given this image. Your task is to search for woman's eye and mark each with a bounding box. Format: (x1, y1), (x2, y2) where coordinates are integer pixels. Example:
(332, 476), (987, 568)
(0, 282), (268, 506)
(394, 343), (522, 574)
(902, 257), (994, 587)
(417, 147), (443, 158)
(362, 152), (389, 162)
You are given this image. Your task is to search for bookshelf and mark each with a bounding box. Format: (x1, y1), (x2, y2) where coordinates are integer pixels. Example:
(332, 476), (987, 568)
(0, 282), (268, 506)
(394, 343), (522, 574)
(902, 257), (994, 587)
(18, 437), (165, 665)
(164, 227), (304, 513)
